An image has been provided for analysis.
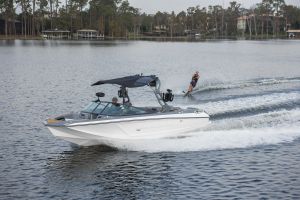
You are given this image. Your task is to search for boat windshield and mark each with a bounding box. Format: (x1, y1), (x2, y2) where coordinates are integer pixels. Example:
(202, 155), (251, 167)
(81, 102), (107, 114)
(81, 101), (148, 116)
(101, 104), (147, 116)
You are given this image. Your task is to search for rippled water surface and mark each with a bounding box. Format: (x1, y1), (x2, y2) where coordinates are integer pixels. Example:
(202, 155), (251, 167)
(0, 40), (300, 199)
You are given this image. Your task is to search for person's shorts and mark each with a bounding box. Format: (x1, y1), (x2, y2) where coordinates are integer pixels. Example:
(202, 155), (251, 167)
(190, 80), (197, 88)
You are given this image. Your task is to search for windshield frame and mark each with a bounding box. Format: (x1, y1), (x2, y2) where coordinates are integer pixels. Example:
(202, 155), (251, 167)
(81, 101), (154, 117)
(100, 103), (149, 116)
(81, 101), (109, 114)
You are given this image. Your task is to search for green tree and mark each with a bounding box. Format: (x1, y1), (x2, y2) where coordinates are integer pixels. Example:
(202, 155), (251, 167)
(16, 0), (32, 37)
(194, 6), (208, 35)
(207, 5), (223, 38)
(225, 1), (241, 37)
(283, 5), (300, 29)
(139, 13), (153, 34)
(36, 0), (48, 32)
(175, 11), (186, 36)
(272, 0), (285, 35)
(117, 0), (138, 37)
(0, 0), (15, 36)
(89, 0), (120, 35)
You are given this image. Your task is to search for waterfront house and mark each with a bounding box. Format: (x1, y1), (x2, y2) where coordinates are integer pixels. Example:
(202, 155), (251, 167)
(76, 29), (104, 39)
(41, 29), (71, 39)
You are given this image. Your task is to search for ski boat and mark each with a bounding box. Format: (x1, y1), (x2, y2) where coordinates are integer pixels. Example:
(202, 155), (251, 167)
(45, 75), (210, 146)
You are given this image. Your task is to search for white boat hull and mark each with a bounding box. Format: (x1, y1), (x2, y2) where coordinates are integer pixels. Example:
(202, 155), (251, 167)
(47, 113), (209, 146)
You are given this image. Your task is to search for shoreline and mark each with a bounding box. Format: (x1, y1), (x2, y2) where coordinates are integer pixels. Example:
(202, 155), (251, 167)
(0, 34), (296, 42)
(0, 35), (44, 40)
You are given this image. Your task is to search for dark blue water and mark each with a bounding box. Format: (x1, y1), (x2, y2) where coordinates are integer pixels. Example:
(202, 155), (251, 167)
(0, 40), (300, 199)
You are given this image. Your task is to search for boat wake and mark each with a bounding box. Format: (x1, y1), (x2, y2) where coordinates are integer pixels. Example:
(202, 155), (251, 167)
(192, 77), (300, 94)
(196, 91), (300, 120)
(107, 126), (300, 153)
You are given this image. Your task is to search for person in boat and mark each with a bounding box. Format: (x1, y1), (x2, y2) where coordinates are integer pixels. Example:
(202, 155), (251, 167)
(185, 71), (200, 96)
(112, 97), (120, 106)
(106, 97), (121, 115)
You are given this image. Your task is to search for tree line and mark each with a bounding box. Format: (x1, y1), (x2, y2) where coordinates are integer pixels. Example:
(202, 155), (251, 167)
(0, 0), (300, 38)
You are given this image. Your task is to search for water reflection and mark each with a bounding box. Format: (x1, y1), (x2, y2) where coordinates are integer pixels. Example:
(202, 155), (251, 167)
(46, 146), (177, 199)
(0, 39), (16, 46)
(47, 145), (117, 174)
(0, 39), (131, 47)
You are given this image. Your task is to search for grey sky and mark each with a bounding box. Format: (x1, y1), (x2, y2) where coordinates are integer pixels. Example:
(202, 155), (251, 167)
(128, 0), (300, 14)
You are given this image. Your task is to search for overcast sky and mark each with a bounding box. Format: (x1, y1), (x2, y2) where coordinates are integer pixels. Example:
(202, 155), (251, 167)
(128, 0), (300, 14)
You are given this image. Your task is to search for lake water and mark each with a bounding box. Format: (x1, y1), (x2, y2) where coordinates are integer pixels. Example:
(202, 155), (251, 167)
(0, 40), (300, 199)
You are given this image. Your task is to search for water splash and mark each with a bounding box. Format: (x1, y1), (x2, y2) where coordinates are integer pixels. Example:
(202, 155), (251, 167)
(180, 91), (300, 119)
(197, 77), (300, 94)
(107, 126), (300, 153)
